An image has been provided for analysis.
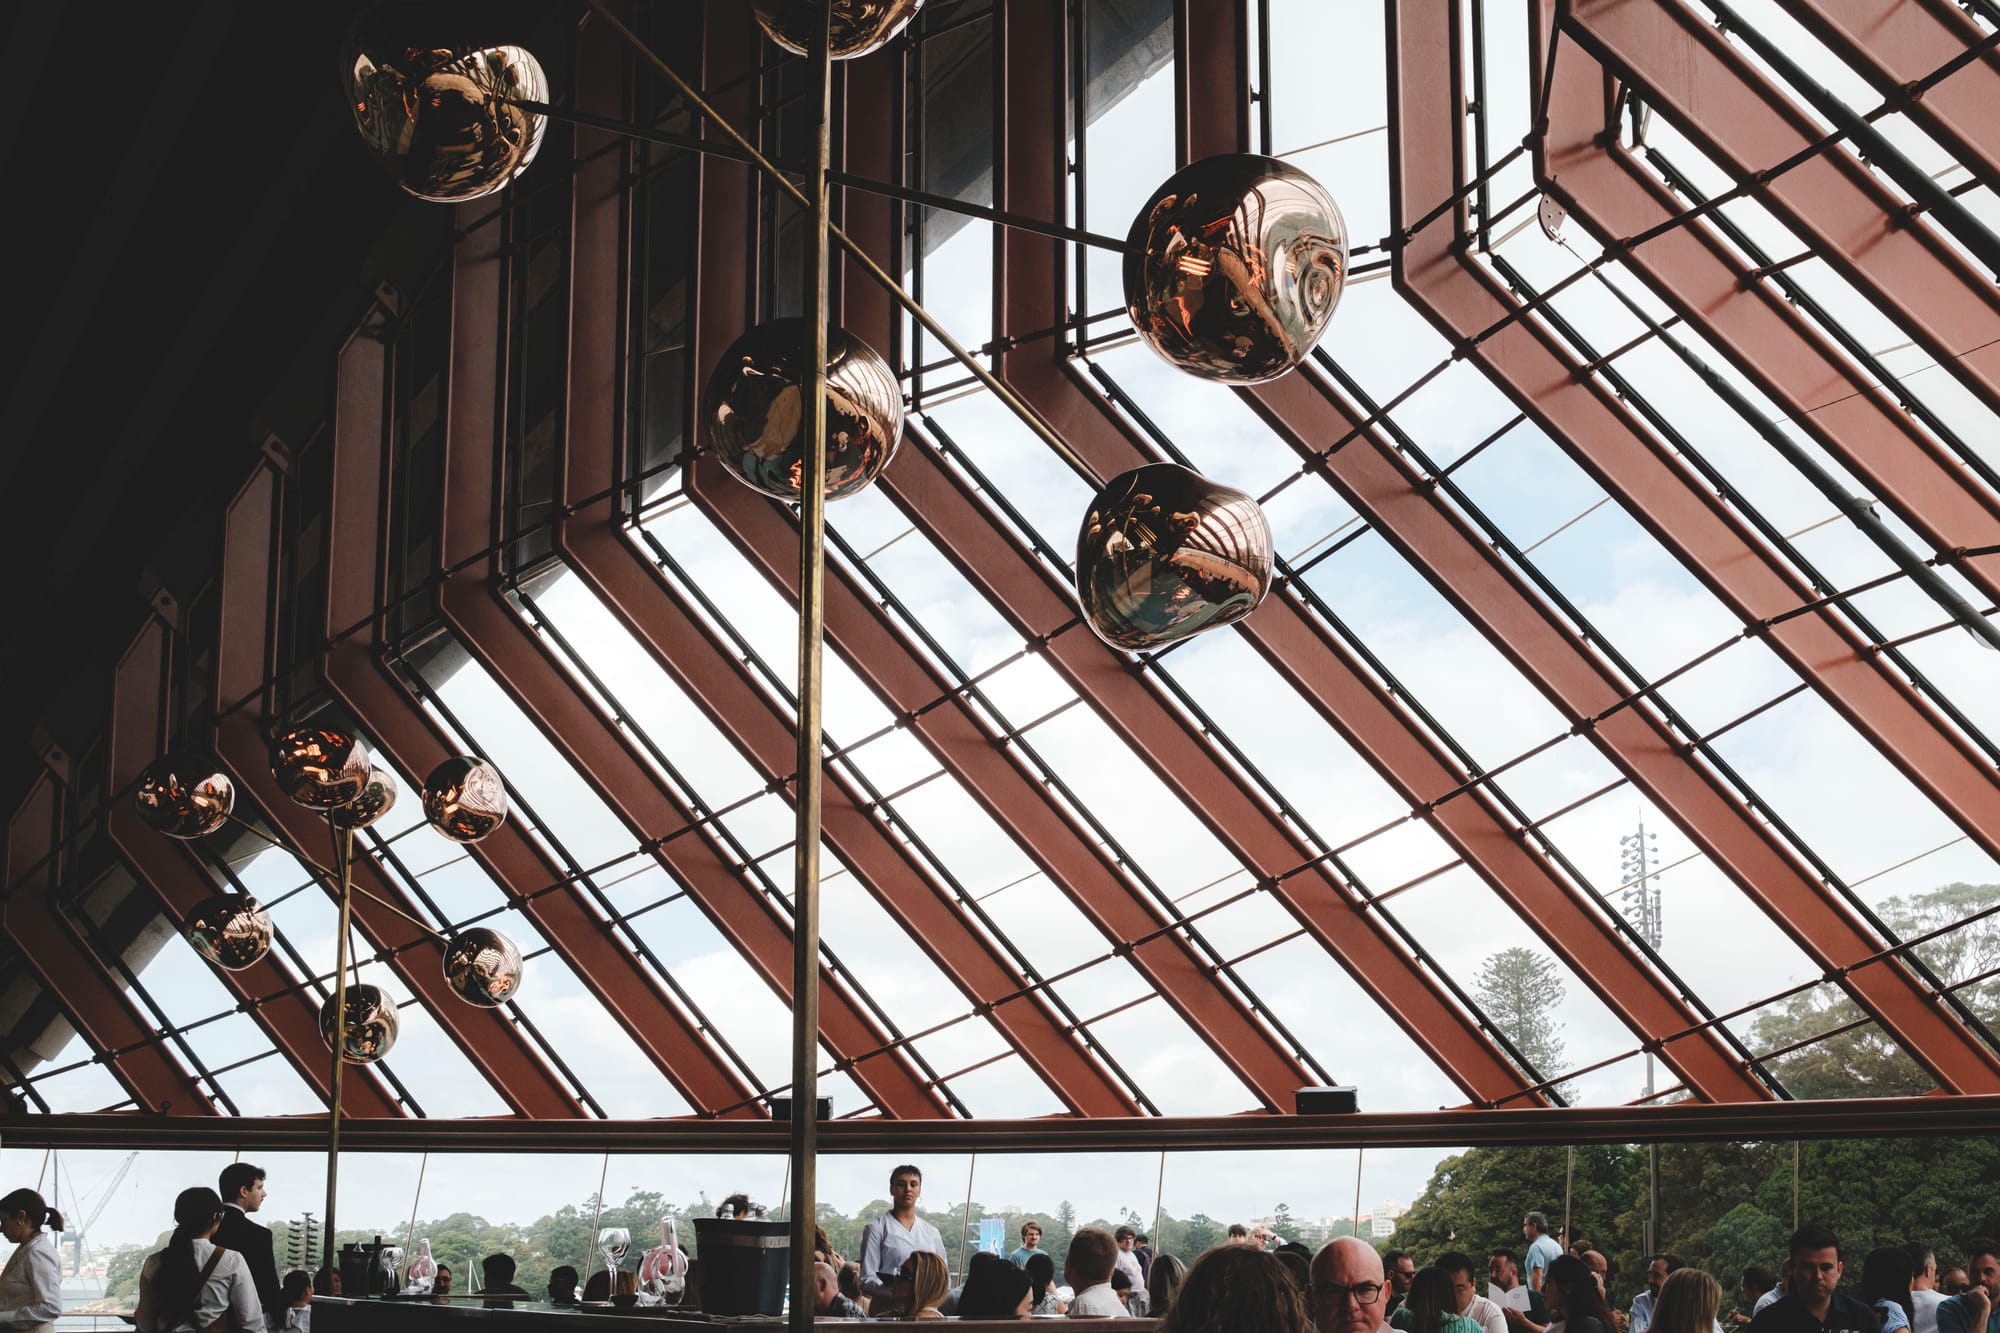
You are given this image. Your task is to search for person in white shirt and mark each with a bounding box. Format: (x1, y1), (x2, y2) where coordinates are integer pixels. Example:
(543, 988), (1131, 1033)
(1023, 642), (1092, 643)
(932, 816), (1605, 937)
(1912, 1245), (1946, 1333)
(857, 1165), (945, 1300)
(1441, 1251), (1510, 1333)
(1065, 1228), (1124, 1317)
(135, 1187), (268, 1333)
(1114, 1228), (1146, 1288)
(0, 1187), (65, 1332)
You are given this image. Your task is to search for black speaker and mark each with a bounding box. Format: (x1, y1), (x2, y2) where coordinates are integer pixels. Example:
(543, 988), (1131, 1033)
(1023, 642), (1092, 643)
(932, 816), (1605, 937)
(1294, 1085), (1360, 1115)
(770, 1096), (833, 1121)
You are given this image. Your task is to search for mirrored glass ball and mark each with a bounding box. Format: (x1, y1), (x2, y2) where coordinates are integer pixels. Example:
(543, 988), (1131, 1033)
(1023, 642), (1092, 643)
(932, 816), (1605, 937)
(185, 894), (273, 971)
(443, 927), (524, 1007)
(271, 727), (374, 810)
(422, 756), (508, 844)
(320, 983), (400, 1064)
(329, 766), (399, 831)
(1076, 462), (1274, 651)
(702, 319), (904, 503)
(344, 6), (548, 204)
(752, 0), (926, 59)
(1124, 154), (1347, 384)
(135, 755), (234, 839)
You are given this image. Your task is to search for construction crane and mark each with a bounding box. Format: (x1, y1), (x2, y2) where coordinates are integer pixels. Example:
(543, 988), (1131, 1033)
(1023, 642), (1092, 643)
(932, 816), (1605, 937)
(63, 1151), (139, 1276)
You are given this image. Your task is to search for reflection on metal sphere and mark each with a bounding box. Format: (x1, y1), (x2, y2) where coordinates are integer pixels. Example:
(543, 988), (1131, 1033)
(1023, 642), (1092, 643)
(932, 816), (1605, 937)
(271, 727), (375, 810)
(135, 756), (234, 839)
(423, 756), (508, 843)
(320, 983), (400, 1064)
(1075, 462), (1274, 651)
(343, 5), (547, 204)
(185, 894), (273, 971)
(703, 319), (904, 503)
(752, 0), (926, 59)
(330, 766), (399, 831)
(443, 927), (524, 1007)
(1124, 154), (1347, 384)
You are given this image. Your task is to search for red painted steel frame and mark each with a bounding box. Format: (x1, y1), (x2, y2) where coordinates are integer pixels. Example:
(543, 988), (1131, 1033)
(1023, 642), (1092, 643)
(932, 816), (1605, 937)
(554, 13), (1135, 1118)
(1790, 0), (2000, 196)
(1561, 0), (2000, 417)
(4, 774), (217, 1115)
(104, 620), (400, 1115)
(1170, 0), (1768, 1103)
(215, 466), (582, 1118)
(1387, 0), (2000, 1092)
(992, 0), (1544, 1106)
(1534, 7), (2000, 856)
(312, 265), (761, 1116)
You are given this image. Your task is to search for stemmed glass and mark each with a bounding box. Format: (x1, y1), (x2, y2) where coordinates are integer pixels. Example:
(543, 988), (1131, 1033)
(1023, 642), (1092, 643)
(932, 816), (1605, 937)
(598, 1226), (632, 1276)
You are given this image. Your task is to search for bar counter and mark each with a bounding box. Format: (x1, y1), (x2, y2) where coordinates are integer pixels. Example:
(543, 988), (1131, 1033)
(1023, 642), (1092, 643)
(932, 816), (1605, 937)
(308, 1299), (1161, 1333)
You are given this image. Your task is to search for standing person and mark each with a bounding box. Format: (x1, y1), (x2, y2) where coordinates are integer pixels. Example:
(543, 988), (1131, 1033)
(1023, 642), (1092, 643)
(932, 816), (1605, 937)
(0, 1188), (64, 1331)
(1136, 1234), (1157, 1281)
(1231, 1225), (1254, 1246)
(1545, 1256), (1617, 1333)
(1525, 1216), (1564, 1294)
(1492, 1250), (1553, 1333)
(1394, 1269), (1485, 1333)
(1310, 1237), (1390, 1333)
(1909, 1247), (1944, 1333)
(279, 1271), (313, 1332)
(1862, 1249), (1916, 1333)
(1941, 1273), (1971, 1300)
(1632, 1257), (1688, 1333)
(1385, 1251), (1418, 1319)
(858, 1165), (945, 1300)
(1756, 1265), (1795, 1317)
(1010, 1221), (1045, 1269)
(1065, 1228), (1124, 1317)
(1438, 1251), (1510, 1333)
(1732, 1270), (1777, 1326)
(1163, 1245), (1313, 1333)
(1934, 1239), (1997, 1333)
(1748, 1226), (1881, 1333)
(134, 1186), (267, 1333)
(1653, 1270), (1724, 1333)
(1115, 1228), (1147, 1288)
(215, 1163), (281, 1326)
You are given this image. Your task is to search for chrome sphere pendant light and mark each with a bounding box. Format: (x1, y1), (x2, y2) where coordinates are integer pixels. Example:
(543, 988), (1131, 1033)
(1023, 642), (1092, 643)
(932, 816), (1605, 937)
(329, 766), (399, 831)
(320, 983), (400, 1064)
(442, 927), (524, 1007)
(134, 755), (235, 839)
(1076, 462), (1275, 650)
(343, 6), (548, 203)
(702, 319), (904, 502)
(271, 727), (375, 810)
(752, 0), (926, 59)
(422, 756), (509, 844)
(1124, 154), (1348, 383)
(184, 893), (275, 972)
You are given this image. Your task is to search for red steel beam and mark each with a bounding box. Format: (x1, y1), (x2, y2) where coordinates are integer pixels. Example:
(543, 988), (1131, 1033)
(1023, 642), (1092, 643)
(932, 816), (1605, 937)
(554, 13), (1135, 1118)
(1790, 0), (2000, 197)
(1561, 0), (2000, 417)
(1387, 0), (2000, 1092)
(316, 268), (751, 1116)
(104, 621), (401, 1115)
(1169, 0), (1765, 1103)
(1535, 13), (2000, 851)
(991, 0), (1540, 1105)
(4, 774), (218, 1115)
(215, 466), (582, 1118)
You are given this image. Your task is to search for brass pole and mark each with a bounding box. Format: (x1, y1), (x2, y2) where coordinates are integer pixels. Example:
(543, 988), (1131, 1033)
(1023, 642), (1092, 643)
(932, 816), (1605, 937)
(319, 817), (354, 1294)
(788, 6), (833, 1331)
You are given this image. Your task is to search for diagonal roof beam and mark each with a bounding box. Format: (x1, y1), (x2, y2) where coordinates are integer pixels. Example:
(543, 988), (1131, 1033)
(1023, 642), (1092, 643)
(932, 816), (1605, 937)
(4, 775), (219, 1116)
(1561, 0), (2000, 417)
(1387, 0), (2000, 1092)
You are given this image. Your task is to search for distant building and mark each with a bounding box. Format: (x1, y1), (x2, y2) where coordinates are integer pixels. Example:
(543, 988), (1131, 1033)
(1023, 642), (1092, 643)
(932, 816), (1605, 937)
(1369, 1200), (1407, 1239)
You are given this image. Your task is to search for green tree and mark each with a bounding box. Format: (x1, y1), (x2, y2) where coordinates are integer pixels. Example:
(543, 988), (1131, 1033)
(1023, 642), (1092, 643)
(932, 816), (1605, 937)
(1182, 1213), (1218, 1255)
(1476, 947), (1575, 1104)
(1272, 1203), (1294, 1238)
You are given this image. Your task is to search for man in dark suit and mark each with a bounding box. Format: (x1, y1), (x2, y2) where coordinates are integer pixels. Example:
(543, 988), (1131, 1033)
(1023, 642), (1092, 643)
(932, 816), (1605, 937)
(215, 1161), (282, 1325)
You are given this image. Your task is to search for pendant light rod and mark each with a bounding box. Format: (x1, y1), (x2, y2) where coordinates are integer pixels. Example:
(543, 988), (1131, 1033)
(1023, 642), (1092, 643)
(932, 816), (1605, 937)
(787, 9), (831, 1329)
(578, 0), (1102, 488)
(319, 818), (355, 1294)
(510, 98), (1126, 251)
(221, 813), (448, 944)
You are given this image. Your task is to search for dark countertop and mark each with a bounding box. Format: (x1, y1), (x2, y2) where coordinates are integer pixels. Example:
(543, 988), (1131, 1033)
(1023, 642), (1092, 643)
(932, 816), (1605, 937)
(308, 1299), (1159, 1332)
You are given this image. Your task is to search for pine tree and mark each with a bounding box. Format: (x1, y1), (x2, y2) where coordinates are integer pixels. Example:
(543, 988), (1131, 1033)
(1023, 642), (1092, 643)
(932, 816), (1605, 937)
(1475, 946), (1574, 1104)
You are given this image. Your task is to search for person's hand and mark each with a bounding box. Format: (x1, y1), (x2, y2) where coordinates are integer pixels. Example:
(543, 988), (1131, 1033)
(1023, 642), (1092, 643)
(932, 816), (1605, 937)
(1964, 1287), (1992, 1323)
(1505, 1308), (1531, 1329)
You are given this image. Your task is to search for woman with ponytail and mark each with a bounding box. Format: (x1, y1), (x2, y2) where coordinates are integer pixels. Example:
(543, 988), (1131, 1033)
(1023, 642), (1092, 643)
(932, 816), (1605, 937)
(0, 1188), (64, 1331)
(135, 1187), (266, 1332)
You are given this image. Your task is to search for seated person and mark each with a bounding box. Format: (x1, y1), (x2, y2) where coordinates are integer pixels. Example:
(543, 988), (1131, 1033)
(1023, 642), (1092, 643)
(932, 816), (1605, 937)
(548, 1265), (581, 1306)
(839, 1262), (867, 1315)
(583, 1270), (612, 1303)
(478, 1254), (531, 1310)
(280, 1271), (313, 1332)
(956, 1260), (1033, 1319)
(815, 1262), (866, 1319)
(1066, 1228), (1123, 1317)
(1160, 1245), (1312, 1333)
(431, 1264), (453, 1305)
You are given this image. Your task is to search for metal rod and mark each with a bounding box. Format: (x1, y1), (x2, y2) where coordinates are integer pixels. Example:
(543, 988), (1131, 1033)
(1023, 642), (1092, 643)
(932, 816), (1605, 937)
(788, 9), (832, 1332)
(960, 1153), (977, 1280)
(579, 0), (1101, 488)
(319, 817), (354, 1294)
(224, 813), (450, 943)
(401, 1150), (428, 1290)
(582, 1151), (610, 1289)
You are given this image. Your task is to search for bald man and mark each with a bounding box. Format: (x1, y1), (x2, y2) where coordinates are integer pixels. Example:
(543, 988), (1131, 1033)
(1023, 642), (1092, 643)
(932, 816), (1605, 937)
(815, 1262), (864, 1319)
(1313, 1238), (1391, 1333)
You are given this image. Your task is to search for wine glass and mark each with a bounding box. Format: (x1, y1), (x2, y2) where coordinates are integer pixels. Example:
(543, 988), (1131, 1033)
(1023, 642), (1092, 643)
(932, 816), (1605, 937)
(598, 1226), (632, 1275)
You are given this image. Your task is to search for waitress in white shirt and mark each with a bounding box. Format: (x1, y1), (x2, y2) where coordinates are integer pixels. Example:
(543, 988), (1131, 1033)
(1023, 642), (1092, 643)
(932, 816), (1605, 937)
(0, 1187), (65, 1332)
(135, 1187), (267, 1333)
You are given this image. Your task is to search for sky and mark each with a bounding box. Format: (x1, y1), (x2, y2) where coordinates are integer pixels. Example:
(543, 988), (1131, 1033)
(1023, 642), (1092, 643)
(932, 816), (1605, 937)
(10, 0), (2000, 1270)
